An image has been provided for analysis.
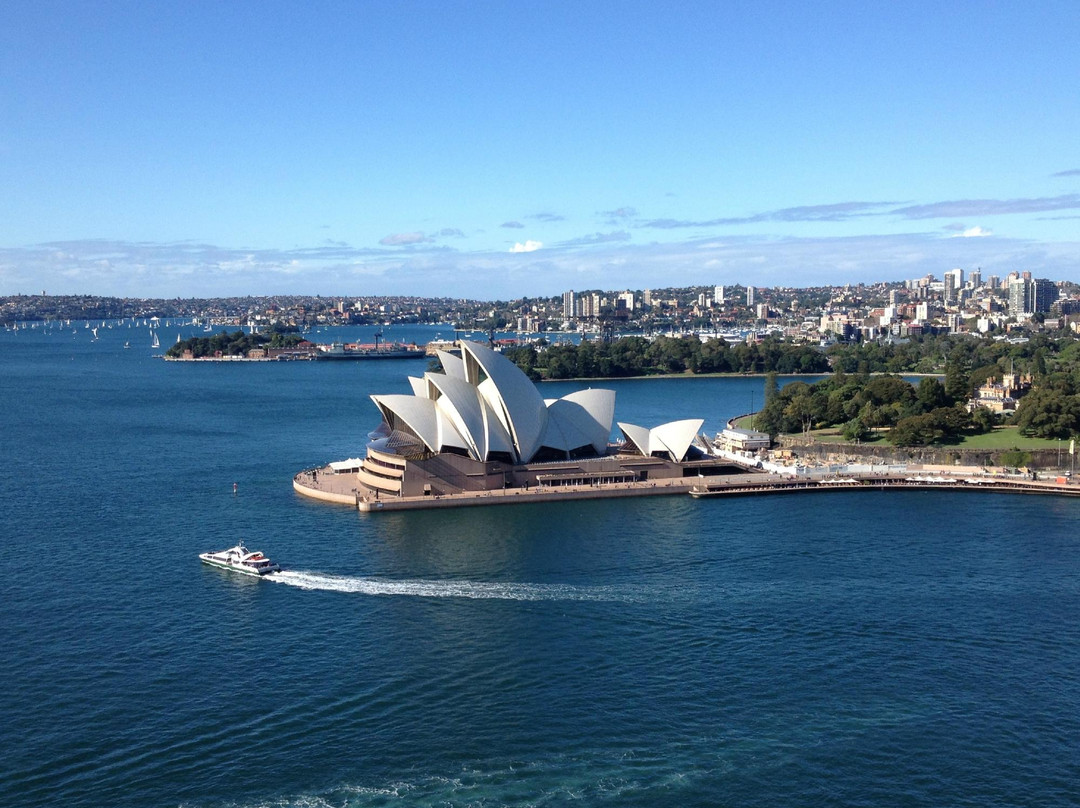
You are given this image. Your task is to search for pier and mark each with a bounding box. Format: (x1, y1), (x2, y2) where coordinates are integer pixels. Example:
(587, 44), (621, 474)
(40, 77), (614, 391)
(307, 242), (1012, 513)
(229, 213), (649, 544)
(293, 464), (1080, 513)
(689, 473), (1080, 498)
(293, 466), (713, 511)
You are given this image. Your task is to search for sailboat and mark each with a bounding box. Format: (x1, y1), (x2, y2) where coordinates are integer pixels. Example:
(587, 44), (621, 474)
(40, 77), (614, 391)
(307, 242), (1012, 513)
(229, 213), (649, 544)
(151, 330), (160, 349)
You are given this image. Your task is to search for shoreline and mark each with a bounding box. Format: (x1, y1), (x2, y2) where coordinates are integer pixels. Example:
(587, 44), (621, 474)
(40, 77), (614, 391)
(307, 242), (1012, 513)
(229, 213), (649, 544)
(293, 464), (1080, 513)
(537, 371), (944, 382)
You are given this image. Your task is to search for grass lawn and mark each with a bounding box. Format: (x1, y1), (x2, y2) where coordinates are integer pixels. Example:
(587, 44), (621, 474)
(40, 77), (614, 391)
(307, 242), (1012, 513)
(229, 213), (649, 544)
(809, 429), (888, 445)
(804, 425), (1061, 450)
(738, 415), (1062, 452)
(952, 427), (1062, 450)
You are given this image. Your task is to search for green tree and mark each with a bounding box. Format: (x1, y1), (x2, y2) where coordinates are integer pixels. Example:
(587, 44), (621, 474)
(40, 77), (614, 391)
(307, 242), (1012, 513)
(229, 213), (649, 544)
(764, 371), (779, 405)
(840, 417), (870, 442)
(1013, 389), (1080, 438)
(997, 448), (1032, 468)
(971, 406), (996, 434)
(916, 377), (948, 412)
(944, 361), (970, 403)
(888, 414), (944, 446)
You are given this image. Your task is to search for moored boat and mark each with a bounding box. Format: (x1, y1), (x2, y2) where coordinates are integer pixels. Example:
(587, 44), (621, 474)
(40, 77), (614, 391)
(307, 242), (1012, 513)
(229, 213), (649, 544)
(199, 544), (281, 576)
(314, 341), (425, 360)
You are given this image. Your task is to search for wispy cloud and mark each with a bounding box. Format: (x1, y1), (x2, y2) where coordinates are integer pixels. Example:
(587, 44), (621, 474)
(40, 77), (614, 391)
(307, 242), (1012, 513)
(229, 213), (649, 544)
(379, 232), (434, 246)
(558, 231), (631, 247)
(892, 194), (1080, 219)
(500, 220), (525, 229)
(3, 231), (1078, 301)
(600, 206), (638, 225)
(509, 240), (543, 253)
(529, 212), (565, 223)
(1052, 168), (1080, 177)
(437, 228), (465, 238)
(634, 194), (1080, 231)
(640, 201), (892, 229)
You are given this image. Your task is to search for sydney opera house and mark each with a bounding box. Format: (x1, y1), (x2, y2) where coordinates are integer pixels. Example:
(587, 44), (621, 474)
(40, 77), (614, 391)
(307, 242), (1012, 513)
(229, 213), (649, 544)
(353, 341), (730, 499)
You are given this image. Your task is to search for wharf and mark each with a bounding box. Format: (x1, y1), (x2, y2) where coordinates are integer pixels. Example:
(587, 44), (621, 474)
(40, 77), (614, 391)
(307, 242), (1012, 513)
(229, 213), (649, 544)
(689, 474), (1080, 498)
(292, 467), (732, 511)
(293, 466), (1080, 513)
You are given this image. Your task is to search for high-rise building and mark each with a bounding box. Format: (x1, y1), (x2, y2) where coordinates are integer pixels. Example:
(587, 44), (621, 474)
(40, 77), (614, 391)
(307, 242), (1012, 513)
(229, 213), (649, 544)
(714, 285), (725, 305)
(1008, 277), (1031, 316)
(618, 291), (635, 312)
(1033, 279), (1059, 313)
(746, 286), (755, 306)
(562, 290), (575, 319)
(581, 293), (601, 318)
(968, 270), (981, 289)
(643, 289), (652, 307)
(944, 268), (963, 305)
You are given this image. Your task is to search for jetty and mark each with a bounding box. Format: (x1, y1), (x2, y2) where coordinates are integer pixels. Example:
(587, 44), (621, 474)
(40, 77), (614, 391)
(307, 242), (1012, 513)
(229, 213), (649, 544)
(293, 464), (1080, 513)
(688, 472), (1080, 499)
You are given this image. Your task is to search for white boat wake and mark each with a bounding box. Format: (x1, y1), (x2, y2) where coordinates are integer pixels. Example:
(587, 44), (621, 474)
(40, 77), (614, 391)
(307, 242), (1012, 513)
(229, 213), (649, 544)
(266, 569), (631, 601)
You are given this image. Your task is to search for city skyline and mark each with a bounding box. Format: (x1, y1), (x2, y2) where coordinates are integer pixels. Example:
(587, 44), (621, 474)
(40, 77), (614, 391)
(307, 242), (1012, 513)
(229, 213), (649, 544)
(2, 1), (1078, 298)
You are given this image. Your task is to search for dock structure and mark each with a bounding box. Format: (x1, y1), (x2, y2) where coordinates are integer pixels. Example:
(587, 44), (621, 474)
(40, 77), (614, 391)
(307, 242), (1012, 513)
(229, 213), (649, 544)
(293, 465), (753, 512)
(293, 464), (1080, 513)
(689, 473), (1080, 498)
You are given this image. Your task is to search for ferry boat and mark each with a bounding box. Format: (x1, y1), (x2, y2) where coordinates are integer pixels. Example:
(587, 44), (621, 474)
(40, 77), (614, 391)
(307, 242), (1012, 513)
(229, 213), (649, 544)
(199, 544), (281, 576)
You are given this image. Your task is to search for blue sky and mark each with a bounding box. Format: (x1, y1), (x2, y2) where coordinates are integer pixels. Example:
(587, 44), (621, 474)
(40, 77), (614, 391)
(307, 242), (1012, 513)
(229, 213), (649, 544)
(1, 0), (1078, 298)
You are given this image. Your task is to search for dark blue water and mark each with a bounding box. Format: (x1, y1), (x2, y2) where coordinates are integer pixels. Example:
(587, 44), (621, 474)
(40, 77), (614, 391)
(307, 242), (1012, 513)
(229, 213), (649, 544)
(2, 322), (1080, 807)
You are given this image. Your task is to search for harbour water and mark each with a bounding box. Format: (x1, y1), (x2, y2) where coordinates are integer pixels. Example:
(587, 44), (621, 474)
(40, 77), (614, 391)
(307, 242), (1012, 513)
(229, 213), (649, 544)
(2, 322), (1079, 807)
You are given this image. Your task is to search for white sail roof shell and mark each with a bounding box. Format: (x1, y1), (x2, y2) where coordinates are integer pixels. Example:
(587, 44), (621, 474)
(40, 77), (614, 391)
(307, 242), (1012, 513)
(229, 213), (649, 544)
(618, 422), (653, 458)
(463, 341), (549, 462)
(436, 349), (467, 380)
(371, 394), (469, 454)
(425, 372), (514, 460)
(406, 376), (429, 398)
(617, 418), (704, 462)
(370, 342), (617, 464)
(542, 389), (615, 454)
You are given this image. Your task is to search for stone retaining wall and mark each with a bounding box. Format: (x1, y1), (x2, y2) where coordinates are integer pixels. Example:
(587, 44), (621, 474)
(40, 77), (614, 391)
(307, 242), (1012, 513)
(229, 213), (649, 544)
(778, 437), (1068, 470)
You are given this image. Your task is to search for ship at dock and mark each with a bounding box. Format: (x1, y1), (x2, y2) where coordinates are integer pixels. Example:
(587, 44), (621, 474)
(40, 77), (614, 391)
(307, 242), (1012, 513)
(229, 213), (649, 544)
(314, 334), (425, 360)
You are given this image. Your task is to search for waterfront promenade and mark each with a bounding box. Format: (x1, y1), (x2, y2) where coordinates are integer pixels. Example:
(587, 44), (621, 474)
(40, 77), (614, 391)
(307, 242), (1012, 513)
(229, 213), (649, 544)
(293, 466), (719, 511)
(293, 464), (1080, 512)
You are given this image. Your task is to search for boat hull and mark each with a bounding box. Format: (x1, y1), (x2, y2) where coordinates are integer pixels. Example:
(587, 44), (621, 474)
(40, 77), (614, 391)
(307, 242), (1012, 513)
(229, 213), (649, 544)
(199, 555), (280, 576)
(314, 350), (425, 360)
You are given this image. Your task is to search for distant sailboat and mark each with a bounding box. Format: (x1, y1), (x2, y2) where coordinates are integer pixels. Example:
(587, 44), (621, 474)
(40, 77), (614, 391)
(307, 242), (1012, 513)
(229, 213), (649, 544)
(151, 330), (160, 349)
(176, 333), (181, 344)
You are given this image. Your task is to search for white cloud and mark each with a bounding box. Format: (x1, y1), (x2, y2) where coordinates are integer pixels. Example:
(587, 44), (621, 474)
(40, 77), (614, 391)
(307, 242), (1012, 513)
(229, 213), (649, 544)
(510, 240), (543, 253)
(379, 232), (433, 246)
(4, 230), (1079, 300)
(953, 226), (993, 238)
